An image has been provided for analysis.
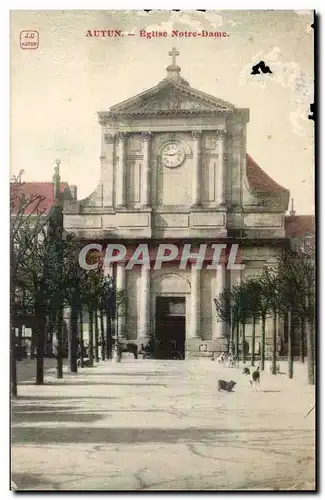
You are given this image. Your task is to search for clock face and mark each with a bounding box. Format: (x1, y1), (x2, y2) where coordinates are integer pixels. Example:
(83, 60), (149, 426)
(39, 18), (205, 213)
(161, 142), (185, 168)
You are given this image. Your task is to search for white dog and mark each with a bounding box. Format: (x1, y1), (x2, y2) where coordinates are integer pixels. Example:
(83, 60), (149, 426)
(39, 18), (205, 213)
(227, 355), (239, 368)
(216, 352), (226, 363)
(249, 366), (260, 391)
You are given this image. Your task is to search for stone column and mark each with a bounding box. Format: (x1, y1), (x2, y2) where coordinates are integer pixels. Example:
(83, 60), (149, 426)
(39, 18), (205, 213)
(216, 130), (226, 206)
(139, 265), (151, 343)
(191, 130), (202, 207)
(116, 262), (126, 339)
(116, 132), (127, 207)
(212, 263), (227, 339)
(141, 131), (152, 207)
(190, 265), (201, 338)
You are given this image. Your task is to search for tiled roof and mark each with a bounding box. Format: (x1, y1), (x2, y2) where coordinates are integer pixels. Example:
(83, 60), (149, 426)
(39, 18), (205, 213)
(10, 182), (71, 215)
(285, 214), (315, 238)
(246, 154), (290, 197)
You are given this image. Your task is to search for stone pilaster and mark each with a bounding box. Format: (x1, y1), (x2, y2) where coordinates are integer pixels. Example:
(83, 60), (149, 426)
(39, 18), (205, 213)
(116, 262), (126, 339)
(116, 132), (128, 208)
(216, 130), (226, 207)
(139, 265), (151, 343)
(191, 130), (202, 207)
(101, 132), (115, 207)
(226, 110), (249, 207)
(141, 131), (152, 207)
(190, 265), (201, 338)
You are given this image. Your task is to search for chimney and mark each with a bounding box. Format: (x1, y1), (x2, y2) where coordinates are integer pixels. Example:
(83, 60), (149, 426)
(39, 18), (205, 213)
(70, 185), (78, 201)
(289, 198), (296, 216)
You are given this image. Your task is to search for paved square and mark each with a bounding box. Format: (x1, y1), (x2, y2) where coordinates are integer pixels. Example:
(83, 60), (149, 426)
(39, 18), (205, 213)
(11, 359), (315, 490)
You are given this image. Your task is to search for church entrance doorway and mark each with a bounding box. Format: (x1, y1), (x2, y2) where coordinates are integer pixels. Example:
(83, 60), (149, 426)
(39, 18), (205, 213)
(154, 297), (186, 360)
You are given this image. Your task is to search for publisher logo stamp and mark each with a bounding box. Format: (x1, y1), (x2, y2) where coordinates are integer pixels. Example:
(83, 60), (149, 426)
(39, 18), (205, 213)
(20, 30), (39, 50)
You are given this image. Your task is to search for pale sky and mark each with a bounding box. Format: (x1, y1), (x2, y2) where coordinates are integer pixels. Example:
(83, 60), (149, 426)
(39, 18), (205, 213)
(10, 10), (314, 214)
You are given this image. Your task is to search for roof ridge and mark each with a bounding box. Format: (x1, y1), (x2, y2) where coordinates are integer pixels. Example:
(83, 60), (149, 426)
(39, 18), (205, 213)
(10, 180), (69, 185)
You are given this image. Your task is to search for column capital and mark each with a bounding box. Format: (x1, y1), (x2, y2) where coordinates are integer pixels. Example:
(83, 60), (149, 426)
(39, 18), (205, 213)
(191, 130), (202, 140)
(141, 131), (152, 141)
(117, 132), (129, 141)
(104, 133), (115, 144)
(215, 130), (226, 140)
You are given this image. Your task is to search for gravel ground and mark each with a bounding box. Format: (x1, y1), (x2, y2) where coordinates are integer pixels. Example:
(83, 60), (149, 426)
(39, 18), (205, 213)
(11, 358), (316, 491)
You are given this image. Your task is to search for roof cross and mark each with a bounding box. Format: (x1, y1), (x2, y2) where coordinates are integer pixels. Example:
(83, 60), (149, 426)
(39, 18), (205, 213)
(168, 47), (179, 67)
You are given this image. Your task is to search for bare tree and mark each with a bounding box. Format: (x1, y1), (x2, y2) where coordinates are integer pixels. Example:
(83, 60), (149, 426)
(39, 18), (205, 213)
(10, 173), (47, 395)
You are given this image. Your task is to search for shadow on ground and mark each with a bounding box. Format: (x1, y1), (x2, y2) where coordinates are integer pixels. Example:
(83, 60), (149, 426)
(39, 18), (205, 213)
(14, 395), (119, 401)
(81, 372), (175, 377)
(261, 390), (282, 393)
(11, 425), (313, 445)
(20, 381), (167, 387)
(11, 472), (60, 491)
(12, 410), (105, 424)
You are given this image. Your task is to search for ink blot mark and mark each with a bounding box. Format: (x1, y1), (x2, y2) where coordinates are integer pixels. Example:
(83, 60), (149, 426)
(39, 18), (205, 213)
(143, 9), (152, 12)
(251, 61), (273, 75)
(311, 22), (315, 30)
(308, 103), (315, 121)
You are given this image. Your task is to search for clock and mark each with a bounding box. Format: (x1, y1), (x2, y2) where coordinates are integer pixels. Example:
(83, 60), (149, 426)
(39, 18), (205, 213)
(161, 142), (185, 168)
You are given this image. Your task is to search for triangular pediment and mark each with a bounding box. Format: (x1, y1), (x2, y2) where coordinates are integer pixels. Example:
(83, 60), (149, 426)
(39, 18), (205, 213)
(106, 81), (234, 116)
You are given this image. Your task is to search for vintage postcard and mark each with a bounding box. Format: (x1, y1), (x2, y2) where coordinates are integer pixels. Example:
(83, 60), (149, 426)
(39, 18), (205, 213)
(10, 10), (315, 491)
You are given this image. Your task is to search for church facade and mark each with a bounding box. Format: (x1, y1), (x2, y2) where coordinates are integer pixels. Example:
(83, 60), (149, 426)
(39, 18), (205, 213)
(64, 50), (291, 359)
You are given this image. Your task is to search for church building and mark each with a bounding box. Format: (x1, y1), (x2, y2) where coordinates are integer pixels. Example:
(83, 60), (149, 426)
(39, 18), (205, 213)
(64, 49), (293, 359)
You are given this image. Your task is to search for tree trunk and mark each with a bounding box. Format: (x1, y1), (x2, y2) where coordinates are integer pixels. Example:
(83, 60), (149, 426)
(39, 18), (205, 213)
(100, 311), (106, 361)
(241, 322), (246, 363)
(18, 324), (22, 348)
(48, 309), (56, 347)
(30, 328), (36, 359)
(10, 324), (17, 397)
(229, 308), (234, 355)
(299, 316), (305, 363)
(79, 310), (84, 368)
(288, 309), (294, 379)
(260, 314), (266, 371)
(10, 265), (18, 396)
(36, 306), (46, 385)
(88, 308), (94, 366)
(307, 317), (315, 385)
(251, 316), (256, 367)
(106, 311), (112, 359)
(271, 310), (277, 375)
(235, 321), (240, 359)
(94, 310), (99, 362)
(56, 306), (64, 379)
(68, 292), (78, 373)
